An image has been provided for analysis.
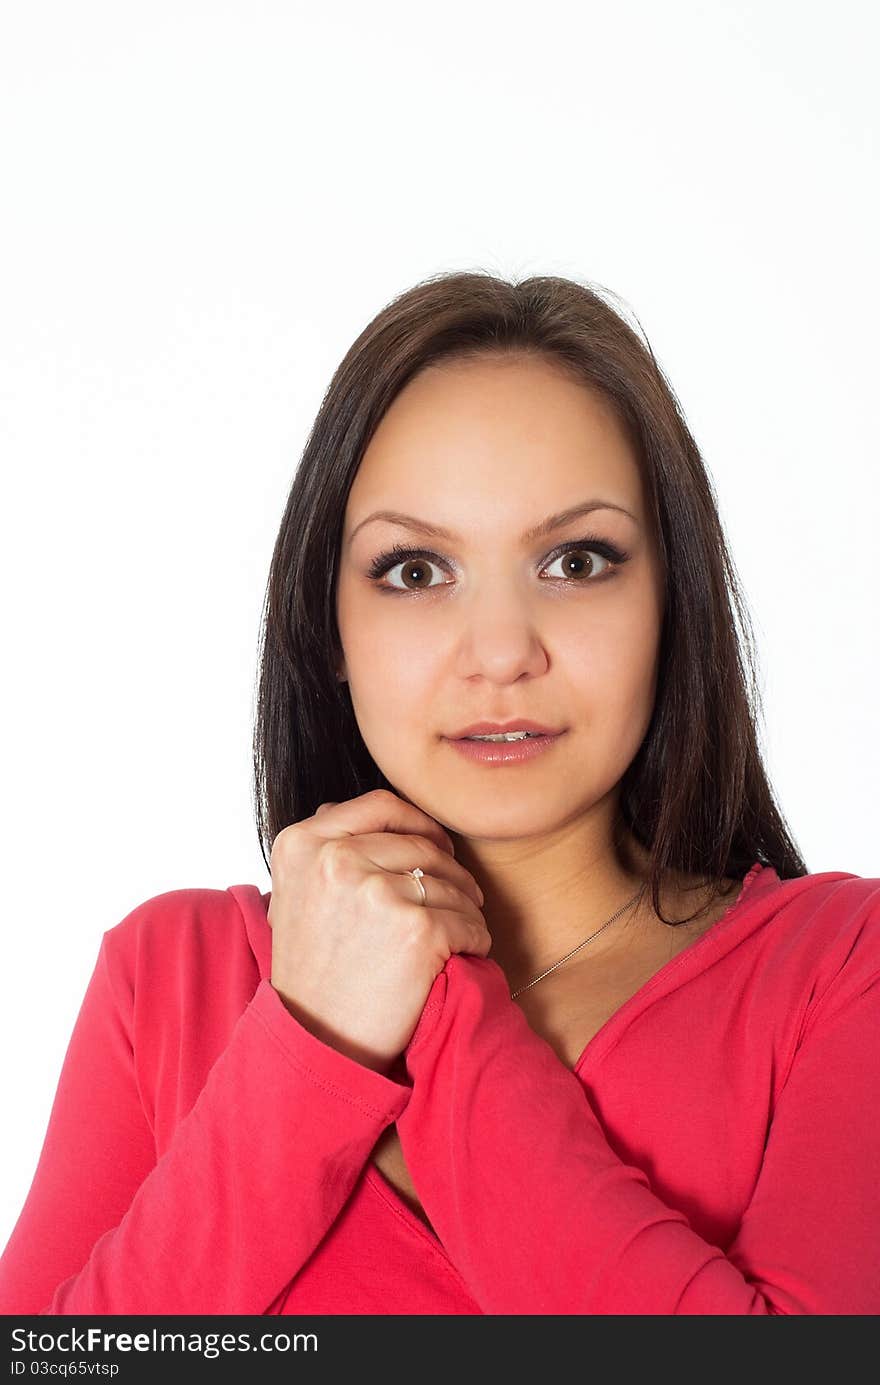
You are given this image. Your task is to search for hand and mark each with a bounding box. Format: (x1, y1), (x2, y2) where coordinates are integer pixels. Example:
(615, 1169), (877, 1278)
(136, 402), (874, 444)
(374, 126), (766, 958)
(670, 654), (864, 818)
(267, 788), (490, 1073)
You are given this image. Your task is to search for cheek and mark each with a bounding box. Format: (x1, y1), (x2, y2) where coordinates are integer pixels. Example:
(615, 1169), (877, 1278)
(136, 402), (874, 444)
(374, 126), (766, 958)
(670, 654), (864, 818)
(563, 602), (659, 690)
(339, 596), (438, 721)
(560, 603), (660, 758)
(339, 574), (406, 650)
(351, 613), (433, 676)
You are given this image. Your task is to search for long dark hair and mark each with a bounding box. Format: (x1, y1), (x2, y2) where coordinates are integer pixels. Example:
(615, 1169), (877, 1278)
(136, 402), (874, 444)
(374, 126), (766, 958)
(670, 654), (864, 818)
(252, 269), (807, 924)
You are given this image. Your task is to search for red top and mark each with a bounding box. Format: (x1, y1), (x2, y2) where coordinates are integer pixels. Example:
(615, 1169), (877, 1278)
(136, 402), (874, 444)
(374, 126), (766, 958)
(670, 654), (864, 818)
(1, 861), (878, 1316)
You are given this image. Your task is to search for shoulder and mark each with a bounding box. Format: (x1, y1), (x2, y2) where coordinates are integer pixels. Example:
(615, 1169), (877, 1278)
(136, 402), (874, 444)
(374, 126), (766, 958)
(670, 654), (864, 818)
(769, 868), (880, 950)
(753, 868), (880, 1024)
(90, 884), (271, 1142)
(98, 882), (271, 1005)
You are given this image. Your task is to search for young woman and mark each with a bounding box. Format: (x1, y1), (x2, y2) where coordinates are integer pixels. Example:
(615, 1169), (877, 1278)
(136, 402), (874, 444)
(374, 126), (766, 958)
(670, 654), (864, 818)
(1, 272), (877, 1315)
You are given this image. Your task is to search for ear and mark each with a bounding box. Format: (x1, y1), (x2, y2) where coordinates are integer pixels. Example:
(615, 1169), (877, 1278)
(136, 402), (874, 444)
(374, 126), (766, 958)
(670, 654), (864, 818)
(332, 634), (347, 683)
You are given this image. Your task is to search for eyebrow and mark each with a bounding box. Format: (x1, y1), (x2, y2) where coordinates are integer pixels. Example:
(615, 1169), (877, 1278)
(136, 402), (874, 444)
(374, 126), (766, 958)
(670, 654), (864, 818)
(347, 498), (638, 548)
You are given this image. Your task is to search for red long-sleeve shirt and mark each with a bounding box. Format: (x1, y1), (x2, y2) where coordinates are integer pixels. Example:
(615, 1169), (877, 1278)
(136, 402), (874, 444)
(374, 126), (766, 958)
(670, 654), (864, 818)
(1, 860), (878, 1315)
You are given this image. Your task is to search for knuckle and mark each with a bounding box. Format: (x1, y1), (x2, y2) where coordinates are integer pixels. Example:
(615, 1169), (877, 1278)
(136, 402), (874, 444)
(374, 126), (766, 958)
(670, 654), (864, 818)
(270, 823), (291, 854)
(459, 882), (482, 912)
(403, 904), (432, 942)
(411, 833), (441, 860)
(363, 868), (395, 904)
(318, 836), (354, 881)
(270, 823), (299, 868)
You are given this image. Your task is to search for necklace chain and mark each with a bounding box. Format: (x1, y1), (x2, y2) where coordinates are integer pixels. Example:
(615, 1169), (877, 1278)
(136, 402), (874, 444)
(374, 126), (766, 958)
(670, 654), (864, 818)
(509, 886), (646, 999)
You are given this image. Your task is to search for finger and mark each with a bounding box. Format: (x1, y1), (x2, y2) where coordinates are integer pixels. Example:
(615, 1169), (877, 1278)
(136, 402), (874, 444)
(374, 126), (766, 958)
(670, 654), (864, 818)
(307, 789), (456, 857)
(355, 833), (484, 908)
(395, 869), (487, 929)
(427, 906), (493, 958)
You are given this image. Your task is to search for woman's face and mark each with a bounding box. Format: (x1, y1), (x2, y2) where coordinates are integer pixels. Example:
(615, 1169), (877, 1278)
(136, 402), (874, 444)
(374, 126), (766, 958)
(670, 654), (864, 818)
(335, 353), (665, 844)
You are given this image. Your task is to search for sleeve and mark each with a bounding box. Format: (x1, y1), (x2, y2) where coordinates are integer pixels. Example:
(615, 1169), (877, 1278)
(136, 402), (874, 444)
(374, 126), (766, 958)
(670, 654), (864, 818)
(396, 952), (880, 1315)
(0, 933), (412, 1315)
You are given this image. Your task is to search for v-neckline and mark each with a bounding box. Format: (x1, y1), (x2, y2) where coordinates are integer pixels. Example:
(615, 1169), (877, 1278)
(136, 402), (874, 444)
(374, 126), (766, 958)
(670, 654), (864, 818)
(570, 859), (772, 1075)
(364, 860), (778, 1262)
(235, 861), (777, 1266)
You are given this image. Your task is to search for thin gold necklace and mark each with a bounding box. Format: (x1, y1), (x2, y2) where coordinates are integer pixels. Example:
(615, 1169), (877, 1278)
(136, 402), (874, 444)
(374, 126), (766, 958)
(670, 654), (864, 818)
(509, 886), (645, 999)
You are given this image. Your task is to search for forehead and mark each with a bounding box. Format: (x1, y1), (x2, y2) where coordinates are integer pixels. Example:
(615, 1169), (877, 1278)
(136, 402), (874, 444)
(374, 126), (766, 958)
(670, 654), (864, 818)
(343, 355), (645, 535)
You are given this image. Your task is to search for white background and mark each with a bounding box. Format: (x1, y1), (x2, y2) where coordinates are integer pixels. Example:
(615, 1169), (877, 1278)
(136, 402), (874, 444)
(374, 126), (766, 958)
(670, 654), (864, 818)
(1, 0), (878, 1252)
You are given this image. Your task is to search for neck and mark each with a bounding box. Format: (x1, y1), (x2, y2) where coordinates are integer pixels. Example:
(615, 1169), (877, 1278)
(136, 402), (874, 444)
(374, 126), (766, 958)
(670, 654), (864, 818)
(448, 816), (661, 992)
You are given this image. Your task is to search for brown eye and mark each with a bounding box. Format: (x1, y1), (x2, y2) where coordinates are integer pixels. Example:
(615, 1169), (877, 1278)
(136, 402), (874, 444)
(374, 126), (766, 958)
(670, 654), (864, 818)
(385, 557), (446, 591)
(367, 537), (629, 594)
(542, 547), (610, 581)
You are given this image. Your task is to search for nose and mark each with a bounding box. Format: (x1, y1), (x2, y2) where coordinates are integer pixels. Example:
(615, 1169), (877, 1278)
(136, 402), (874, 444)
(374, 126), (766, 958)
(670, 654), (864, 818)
(453, 582), (550, 683)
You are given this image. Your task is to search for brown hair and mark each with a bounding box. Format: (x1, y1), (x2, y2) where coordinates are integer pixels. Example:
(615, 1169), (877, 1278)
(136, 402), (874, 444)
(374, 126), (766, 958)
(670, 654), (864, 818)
(252, 270), (807, 924)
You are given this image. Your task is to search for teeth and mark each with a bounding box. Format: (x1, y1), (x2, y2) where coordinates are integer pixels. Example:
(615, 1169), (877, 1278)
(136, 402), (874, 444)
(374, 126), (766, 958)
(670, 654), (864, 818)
(466, 731), (538, 742)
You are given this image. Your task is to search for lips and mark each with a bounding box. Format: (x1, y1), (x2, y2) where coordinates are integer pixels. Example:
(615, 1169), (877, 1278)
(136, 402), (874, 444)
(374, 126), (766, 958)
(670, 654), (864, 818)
(448, 719), (565, 739)
(445, 730), (565, 766)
